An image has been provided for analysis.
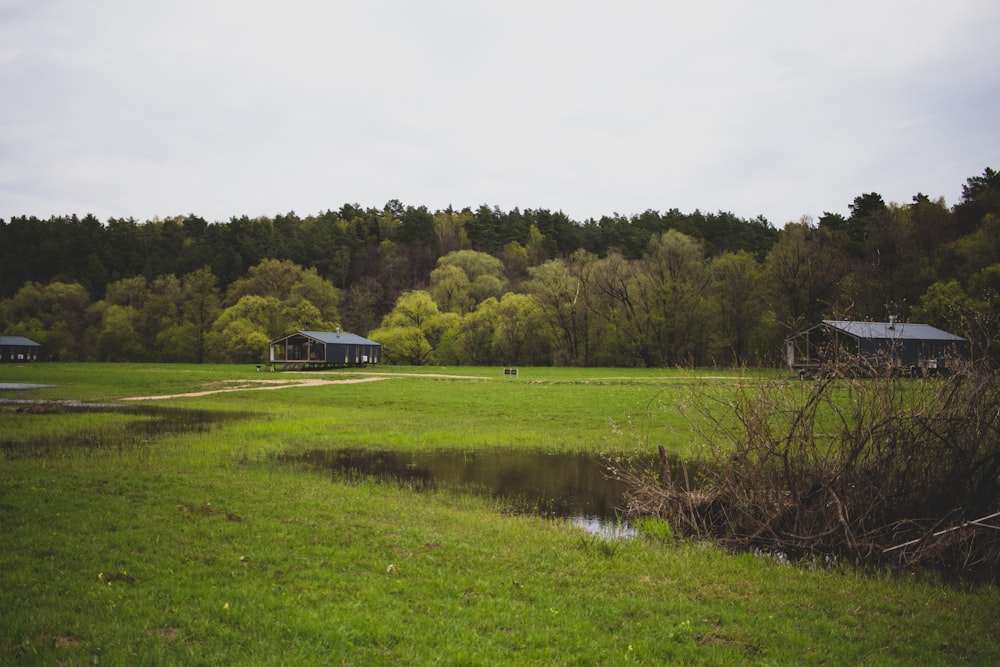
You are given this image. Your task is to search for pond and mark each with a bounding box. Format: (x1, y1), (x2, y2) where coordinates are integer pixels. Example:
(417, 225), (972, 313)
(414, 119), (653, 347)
(276, 447), (667, 537)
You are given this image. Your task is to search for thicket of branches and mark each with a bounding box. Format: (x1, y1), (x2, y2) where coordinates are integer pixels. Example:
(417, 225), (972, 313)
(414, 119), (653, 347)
(624, 361), (1000, 576)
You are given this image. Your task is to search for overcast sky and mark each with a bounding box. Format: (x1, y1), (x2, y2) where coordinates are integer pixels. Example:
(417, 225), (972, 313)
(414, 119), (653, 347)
(2, 1), (998, 228)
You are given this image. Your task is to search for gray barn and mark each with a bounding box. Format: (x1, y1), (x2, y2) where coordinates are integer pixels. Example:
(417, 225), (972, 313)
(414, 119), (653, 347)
(268, 330), (381, 369)
(785, 319), (967, 374)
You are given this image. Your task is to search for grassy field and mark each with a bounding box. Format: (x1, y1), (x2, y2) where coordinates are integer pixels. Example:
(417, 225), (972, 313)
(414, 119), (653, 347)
(1, 363), (998, 665)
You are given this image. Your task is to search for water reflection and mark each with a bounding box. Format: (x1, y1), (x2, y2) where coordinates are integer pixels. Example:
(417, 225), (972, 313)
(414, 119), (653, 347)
(277, 447), (659, 535)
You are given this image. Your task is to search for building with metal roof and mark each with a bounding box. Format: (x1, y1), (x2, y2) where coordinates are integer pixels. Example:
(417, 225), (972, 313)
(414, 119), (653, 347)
(268, 330), (381, 370)
(785, 318), (967, 374)
(0, 336), (41, 362)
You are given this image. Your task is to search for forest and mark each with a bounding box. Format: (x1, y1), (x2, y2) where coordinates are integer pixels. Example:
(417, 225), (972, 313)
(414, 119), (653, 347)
(1, 167), (998, 367)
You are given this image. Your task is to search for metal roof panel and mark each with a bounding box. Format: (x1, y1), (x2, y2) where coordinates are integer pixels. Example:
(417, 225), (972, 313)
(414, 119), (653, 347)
(822, 320), (965, 342)
(0, 336), (41, 346)
(296, 330), (381, 346)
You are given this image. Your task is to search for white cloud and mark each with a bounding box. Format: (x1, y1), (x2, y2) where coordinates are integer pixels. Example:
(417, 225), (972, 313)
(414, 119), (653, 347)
(2, 1), (998, 226)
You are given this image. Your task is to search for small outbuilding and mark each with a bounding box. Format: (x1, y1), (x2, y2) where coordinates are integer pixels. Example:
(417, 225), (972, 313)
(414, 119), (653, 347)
(0, 336), (41, 362)
(785, 318), (967, 374)
(268, 330), (381, 370)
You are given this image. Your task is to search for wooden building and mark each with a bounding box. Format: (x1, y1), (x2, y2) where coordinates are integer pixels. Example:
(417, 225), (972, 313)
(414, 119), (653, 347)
(268, 330), (381, 370)
(0, 336), (41, 362)
(785, 319), (967, 375)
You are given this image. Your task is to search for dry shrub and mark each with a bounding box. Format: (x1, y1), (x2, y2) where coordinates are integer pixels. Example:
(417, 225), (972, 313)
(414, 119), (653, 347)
(625, 361), (1000, 575)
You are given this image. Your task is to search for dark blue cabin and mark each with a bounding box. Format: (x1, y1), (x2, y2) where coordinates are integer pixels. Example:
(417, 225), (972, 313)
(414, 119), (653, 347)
(0, 336), (41, 362)
(268, 330), (381, 369)
(786, 319), (967, 374)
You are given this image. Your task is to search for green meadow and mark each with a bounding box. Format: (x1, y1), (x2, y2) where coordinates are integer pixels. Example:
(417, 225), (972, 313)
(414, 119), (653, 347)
(1, 363), (997, 666)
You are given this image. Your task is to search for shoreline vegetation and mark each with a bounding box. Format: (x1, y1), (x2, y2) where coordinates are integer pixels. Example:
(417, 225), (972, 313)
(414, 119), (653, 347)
(1, 363), (998, 665)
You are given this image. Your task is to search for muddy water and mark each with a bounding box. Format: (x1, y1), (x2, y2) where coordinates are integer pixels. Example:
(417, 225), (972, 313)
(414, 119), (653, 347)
(277, 448), (665, 533)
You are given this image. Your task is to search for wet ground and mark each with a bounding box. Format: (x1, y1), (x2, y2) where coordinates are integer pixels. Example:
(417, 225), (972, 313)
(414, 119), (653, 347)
(1, 397), (666, 536)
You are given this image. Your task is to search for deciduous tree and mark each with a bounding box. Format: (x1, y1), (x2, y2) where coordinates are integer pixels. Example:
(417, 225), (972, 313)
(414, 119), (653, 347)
(457, 297), (501, 365)
(641, 230), (715, 366)
(764, 221), (849, 332)
(209, 295), (284, 362)
(182, 267), (222, 363)
(369, 291), (459, 365)
(525, 258), (588, 365)
(494, 292), (549, 366)
(436, 250), (507, 304)
(711, 251), (772, 365)
(429, 263), (473, 314)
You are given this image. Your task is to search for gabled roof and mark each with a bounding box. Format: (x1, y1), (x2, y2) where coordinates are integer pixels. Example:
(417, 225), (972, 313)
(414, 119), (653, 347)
(286, 330), (380, 346)
(0, 336), (41, 346)
(822, 320), (965, 342)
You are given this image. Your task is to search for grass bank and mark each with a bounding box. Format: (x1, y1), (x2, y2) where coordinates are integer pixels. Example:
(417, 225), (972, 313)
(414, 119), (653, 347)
(1, 363), (997, 665)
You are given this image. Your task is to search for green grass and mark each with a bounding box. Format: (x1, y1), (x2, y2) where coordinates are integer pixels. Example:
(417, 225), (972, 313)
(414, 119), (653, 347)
(1, 363), (998, 665)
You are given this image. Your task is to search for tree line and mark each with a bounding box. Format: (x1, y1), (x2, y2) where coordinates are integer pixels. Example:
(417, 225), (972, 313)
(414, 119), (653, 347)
(1, 167), (998, 366)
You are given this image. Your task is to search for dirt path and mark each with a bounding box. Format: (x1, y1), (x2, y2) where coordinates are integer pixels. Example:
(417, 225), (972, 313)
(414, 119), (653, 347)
(119, 370), (494, 401)
(354, 371), (489, 380)
(119, 370), (746, 401)
(120, 376), (387, 401)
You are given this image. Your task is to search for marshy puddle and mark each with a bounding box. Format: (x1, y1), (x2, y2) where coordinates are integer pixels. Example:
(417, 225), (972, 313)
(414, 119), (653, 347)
(0, 398), (254, 457)
(276, 448), (662, 537)
(0, 383), (57, 390)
